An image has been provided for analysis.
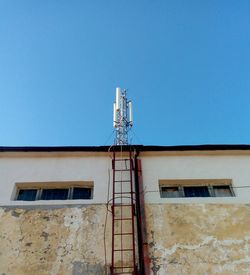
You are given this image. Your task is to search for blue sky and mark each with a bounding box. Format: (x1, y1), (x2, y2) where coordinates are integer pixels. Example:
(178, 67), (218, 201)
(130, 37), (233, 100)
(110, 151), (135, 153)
(0, 0), (249, 146)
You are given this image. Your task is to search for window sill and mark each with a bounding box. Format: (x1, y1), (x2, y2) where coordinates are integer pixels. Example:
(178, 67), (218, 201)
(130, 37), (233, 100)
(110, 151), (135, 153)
(157, 197), (240, 204)
(1, 199), (97, 207)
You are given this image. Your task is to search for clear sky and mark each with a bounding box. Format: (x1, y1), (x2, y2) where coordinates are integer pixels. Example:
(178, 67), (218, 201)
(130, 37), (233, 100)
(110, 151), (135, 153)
(0, 0), (249, 146)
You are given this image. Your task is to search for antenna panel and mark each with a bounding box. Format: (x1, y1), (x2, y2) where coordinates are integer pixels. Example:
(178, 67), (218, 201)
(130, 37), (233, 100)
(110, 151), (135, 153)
(113, 87), (133, 145)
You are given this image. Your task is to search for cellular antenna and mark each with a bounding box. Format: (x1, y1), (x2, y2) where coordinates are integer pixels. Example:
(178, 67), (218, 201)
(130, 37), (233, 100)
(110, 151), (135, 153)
(113, 87), (133, 145)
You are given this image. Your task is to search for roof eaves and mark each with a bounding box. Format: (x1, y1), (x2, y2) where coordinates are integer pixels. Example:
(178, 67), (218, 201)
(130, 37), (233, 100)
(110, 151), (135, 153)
(0, 144), (250, 153)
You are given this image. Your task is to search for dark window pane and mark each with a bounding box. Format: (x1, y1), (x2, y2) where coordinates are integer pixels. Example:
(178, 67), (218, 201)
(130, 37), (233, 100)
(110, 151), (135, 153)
(184, 186), (210, 197)
(72, 188), (92, 199)
(214, 186), (233, 197)
(41, 189), (68, 200)
(161, 187), (180, 198)
(17, 189), (37, 201)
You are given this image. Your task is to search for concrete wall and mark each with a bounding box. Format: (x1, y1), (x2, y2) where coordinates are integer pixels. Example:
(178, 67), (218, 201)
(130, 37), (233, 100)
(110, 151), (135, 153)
(1, 203), (250, 274)
(141, 154), (250, 204)
(0, 205), (112, 275)
(1, 151), (250, 274)
(0, 155), (111, 205)
(1, 151), (250, 205)
(146, 203), (250, 274)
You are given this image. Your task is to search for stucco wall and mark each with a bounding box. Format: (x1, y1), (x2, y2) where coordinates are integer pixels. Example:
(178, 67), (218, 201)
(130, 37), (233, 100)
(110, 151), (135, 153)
(1, 151), (250, 274)
(0, 205), (112, 275)
(2, 153), (250, 205)
(1, 203), (250, 274)
(146, 203), (250, 275)
(141, 155), (250, 204)
(0, 156), (111, 205)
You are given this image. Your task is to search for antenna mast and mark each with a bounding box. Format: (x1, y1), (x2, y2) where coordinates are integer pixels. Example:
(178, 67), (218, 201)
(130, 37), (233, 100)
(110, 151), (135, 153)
(113, 87), (133, 145)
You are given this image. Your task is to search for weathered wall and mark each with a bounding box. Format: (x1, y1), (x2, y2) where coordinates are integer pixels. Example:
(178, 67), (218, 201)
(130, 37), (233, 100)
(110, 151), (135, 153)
(1, 204), (250, 274)
(146, 204), (250, 275)
(0, 205), (112, 275)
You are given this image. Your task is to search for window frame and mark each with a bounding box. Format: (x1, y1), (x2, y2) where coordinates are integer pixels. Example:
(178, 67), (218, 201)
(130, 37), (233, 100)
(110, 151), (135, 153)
(14, 181), (94, 201)
(159, 179), (234, 198)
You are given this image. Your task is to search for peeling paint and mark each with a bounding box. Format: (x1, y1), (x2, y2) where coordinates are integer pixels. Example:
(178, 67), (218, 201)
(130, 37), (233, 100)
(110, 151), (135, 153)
(0, 205), (112, 275)
(0, 204), (250, 274)
(146, 204), (250, 274)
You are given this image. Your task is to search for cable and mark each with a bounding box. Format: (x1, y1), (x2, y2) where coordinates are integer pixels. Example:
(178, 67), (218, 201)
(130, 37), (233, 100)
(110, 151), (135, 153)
(130, 128), (143, 145)
(103, 129), (115, 146)
(104, 167), (111, 274)
(231, 185), (250, 189)
(103, 147), (118, 273)
(140, 185), (250, 195)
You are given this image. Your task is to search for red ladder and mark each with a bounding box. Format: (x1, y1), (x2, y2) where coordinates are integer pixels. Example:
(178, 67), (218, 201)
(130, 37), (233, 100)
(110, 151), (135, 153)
(111, 150), (138, 275)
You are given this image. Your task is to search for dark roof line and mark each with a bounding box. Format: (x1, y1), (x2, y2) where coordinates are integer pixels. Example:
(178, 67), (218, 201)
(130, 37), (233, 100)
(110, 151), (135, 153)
(0, 144), (250, 152)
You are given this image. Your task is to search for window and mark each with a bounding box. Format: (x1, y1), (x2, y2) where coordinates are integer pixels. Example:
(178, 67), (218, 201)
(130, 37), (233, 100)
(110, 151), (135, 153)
(159, 179), (234, 198)
(17, 189), (37, 201)
(41, 189), (69, 200)
(184, 186), (210, 197)
(161, 187), (180, 198)
(213, 185), (233, 197)
(72, 187), (92, 200)
(14, 182), (93, 201)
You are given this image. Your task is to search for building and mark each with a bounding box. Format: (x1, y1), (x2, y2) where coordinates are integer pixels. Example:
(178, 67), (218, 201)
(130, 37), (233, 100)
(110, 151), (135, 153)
(0, 144), (250, 274)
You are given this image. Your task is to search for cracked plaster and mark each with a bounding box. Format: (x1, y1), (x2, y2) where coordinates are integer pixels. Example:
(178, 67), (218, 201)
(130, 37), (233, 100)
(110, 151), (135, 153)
(0, 204), (250, 274)
(146, 204), (250, 274)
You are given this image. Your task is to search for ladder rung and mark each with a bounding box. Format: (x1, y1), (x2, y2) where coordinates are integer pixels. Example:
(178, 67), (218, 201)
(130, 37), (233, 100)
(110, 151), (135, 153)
(114, 192), (134, 195)
(114, 180), (131, 182)
(114, 218), (133, 221)
(114, 169), (131, 172)
(114, 232), (133, 235)
(114, 266), (134, 269)
(114, 159), (131, 161)
(113, 204), (133, 207)
(114, 248), (133, 252)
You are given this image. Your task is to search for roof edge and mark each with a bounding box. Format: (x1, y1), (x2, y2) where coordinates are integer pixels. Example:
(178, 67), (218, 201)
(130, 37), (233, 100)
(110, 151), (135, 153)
(1, 144), (250, 152)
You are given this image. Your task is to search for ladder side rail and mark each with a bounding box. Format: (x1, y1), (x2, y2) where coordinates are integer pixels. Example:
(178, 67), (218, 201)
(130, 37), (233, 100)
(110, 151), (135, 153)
(120, 158), (123, 272)
(111, 150), (116, 275)
(129, 150), (137, 274)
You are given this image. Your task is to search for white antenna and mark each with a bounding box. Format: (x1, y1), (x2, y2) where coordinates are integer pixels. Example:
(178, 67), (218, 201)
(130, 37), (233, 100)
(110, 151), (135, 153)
(113, 87), (133, 145)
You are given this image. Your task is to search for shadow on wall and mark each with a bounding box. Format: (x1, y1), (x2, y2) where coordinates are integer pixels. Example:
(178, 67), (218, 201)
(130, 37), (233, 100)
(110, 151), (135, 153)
(72, 262), (105, 275)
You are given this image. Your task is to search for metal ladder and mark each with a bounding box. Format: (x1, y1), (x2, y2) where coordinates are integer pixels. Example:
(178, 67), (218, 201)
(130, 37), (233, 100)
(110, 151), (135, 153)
(111, 150), (137, 274)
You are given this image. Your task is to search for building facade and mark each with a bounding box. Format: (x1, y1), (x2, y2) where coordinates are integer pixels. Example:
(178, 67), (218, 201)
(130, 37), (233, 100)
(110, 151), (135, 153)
(0, 145), (250, 274)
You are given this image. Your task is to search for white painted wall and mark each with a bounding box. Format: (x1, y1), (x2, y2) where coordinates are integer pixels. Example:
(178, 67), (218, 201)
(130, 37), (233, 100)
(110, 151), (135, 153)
(1, 153), (250, 205)
(0, 156), (112, 205)
(141, 155), (250, 203)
